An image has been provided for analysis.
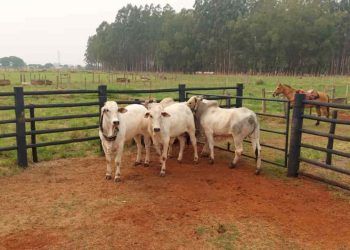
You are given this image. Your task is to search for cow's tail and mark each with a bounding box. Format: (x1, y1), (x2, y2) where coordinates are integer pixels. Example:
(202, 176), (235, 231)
(250, 116), (262, 175)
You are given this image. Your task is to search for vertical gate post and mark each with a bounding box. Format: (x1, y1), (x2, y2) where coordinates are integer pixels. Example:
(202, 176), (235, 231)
(236, 83), (244, 108)
(326, 110), (338, 165)
(29, 105), (38, 163)
(287, 93), (305, 177)
(178, 84), (186, 102)
(98, 85), (107, 154)
(14, 87), (28, 167)
(226, 94), (231, 108)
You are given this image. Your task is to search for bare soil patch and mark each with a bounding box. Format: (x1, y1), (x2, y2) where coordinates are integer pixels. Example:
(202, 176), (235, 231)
(1, 147), (350, 249)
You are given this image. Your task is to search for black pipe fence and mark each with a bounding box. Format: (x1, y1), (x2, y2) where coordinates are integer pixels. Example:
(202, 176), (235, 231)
(287, 93), (350, 190)
(0, 84), (243, 167)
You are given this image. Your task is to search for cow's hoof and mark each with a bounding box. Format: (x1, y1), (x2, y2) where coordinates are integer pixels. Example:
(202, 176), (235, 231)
(177, 159), (182, 164)
(144, 162), (150, 167)
(194, 160), (199, 165)
(105, 175), (112, 180)
(315, 122), (320, 126)
(255, 169), (261, 175)
(209, 158), (214, 165)
(229, 162), (236, 169)
(159, 172), (166, 177)
(134, 161), (142, 167)
(114, 177), (121, 183)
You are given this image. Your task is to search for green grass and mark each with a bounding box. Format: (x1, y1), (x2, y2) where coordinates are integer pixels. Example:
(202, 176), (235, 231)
(1, 70), (349, 176)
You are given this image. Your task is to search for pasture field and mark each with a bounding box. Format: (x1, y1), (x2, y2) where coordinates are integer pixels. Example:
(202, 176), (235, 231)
(0, 70), (349, 187)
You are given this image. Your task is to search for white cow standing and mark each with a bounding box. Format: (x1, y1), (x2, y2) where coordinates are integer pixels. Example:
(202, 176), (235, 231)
(187, 96), (262, 174)
(99, 101), (151, 182)
(145, 102), (199, 176)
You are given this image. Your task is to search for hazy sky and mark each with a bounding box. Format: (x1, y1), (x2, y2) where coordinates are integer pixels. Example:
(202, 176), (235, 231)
(0, 0), (194, 65)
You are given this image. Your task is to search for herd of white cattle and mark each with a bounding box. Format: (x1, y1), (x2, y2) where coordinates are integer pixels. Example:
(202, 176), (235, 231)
(99, 96), (261, 182)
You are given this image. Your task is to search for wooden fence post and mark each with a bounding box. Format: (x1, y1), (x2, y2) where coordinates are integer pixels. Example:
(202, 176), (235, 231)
(29, 105), (38, 162)
(14, 87), (28, 167)
(326, 110), (338, 165)
(236, 83), (244, 108)
(287, 93), (305, 177)
(178, 84), (186, 102)
(261, 88), (266, 113)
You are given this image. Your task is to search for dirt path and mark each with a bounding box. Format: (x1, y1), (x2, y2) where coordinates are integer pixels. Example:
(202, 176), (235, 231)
(1, 148), (350, 249)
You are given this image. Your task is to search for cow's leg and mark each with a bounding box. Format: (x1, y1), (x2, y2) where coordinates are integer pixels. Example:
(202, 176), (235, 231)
(315, 106), (321, 126)
(251, 137), (262, 175)
(230, 136), (244, 168)
(160, 137), (170, 177)
(168, 137), (176, 158)
(201, 142), (210, 157)
(133, 135), (143, 166)
(144, 135), (151, 167)
(188, 130), (199, 164)
(177, 135), (186, 163)
(204, 130), (215, 164)
(114, 141), (125, 183)
(102, 141), (113, 180)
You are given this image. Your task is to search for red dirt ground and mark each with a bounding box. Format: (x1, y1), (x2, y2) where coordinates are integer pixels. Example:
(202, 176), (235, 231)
(1, 147), (350, 249)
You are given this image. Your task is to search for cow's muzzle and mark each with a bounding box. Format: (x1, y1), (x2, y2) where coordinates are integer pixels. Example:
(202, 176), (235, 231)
(153, 128), (160, 132)
(113, 120), (120, 126)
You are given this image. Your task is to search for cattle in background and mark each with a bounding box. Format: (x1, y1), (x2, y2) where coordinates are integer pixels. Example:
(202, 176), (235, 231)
(99, 101), (151, 182)
(145, 102), (199, 176)
(187, 96), (262, 174)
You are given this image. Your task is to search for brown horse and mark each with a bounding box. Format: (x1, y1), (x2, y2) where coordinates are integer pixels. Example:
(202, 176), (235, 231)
(272, 83), (330, 126)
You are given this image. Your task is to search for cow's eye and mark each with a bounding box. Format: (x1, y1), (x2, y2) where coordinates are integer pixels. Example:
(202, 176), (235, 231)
(105, 109), (109, 112)
(150, 115), (153, 119)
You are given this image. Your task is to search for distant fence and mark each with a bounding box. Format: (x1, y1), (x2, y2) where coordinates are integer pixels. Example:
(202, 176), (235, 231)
(288, 94), (350, 190)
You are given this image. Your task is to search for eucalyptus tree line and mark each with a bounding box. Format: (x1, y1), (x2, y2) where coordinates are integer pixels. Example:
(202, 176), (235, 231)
(85, 0), (350, 74)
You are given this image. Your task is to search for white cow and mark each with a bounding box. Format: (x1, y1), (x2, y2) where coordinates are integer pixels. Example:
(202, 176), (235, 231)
(145, 102), (199, 176)
(187, 96), (262, 174)
(99, 101), (151, 182)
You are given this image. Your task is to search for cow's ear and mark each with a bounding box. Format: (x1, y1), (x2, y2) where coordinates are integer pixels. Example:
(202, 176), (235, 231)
(144, 112), (150, 118)
(118, 107), (127, 113)
(161, 112), (171, 117)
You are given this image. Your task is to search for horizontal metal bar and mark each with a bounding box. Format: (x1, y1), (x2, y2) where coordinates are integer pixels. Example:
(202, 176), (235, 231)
(299, 172), (350, 191)
(107, 88), (178, 94)
(185, 86), (237, 91)
(24, 102), (99, 109)
(301, 143), (350, 158)
(0, 105), (15, 111)
(25, 113), (99, 122)
(235, 96), (289, 103)
(244, 139), (286, 152)
(0, 145), (17, 152)
(212, 144), (285, 168)
(0, 119), (16, 125)
(116, 100), (143, 105)
(0, 92), (14, 97)
(301, 128), (350, 142)
(255, 112), (287, 119)
(27, 125), (99, 135)
(300, 157), (350, 175)
(260, 128), (287, 135)
(27, 136), (100, 148)
(23, 90), (98, 95)
(0, 132), (17, 139)
(303, 100), (350, 110)
(242, 153), (286, 168)
(302, 114), (350, 125)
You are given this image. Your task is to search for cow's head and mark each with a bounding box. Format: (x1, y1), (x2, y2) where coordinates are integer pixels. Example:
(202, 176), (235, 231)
(144, 103), (170, 133)
(186, 95), (203, 112)
(100, 101), (127, 137)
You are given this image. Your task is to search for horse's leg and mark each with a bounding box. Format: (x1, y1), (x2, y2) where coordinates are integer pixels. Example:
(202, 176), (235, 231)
(315, 106), (321, 126)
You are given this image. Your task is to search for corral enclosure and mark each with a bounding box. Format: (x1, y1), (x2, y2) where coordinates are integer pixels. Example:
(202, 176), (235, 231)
(0, 70), (350, 248)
